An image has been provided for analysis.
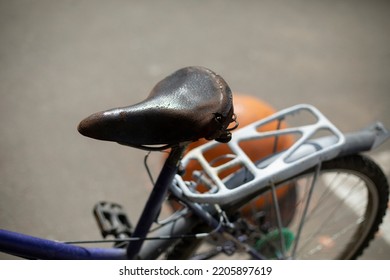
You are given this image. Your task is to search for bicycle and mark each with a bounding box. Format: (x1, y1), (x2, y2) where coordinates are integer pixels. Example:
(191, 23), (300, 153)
(0, 66), (389, 259)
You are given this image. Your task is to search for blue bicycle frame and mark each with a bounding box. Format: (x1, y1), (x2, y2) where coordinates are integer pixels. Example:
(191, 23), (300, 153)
(0, 229), (126, 259)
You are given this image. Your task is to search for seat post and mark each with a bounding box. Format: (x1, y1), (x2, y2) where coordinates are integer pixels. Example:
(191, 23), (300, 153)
(126, 143), (187, 259)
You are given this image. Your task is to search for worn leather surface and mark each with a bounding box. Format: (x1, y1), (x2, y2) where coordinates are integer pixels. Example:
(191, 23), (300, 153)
(77, 66), (234, 148)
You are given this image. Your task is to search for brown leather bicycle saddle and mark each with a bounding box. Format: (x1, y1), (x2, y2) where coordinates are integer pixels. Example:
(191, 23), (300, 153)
(77, 66), (236, 150)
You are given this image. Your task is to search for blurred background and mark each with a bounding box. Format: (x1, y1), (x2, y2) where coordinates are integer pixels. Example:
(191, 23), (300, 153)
(1, 0), (389, 259)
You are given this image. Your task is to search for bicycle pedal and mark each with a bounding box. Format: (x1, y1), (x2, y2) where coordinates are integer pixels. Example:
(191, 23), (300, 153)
(93, 202), (132, 239)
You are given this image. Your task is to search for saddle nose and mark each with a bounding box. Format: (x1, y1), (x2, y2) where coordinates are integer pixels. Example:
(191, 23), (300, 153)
(78, 108), (125, 143)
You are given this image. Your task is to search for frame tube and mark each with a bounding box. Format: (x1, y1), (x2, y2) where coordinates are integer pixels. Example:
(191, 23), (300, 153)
(126, 145), (186, 259)
(0, 229), (126, 259)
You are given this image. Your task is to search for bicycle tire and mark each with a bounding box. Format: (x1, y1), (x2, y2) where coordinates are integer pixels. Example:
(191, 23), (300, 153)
(167, 154), (389, 259)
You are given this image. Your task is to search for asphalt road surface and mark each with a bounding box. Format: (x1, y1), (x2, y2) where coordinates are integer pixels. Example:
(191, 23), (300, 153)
(1, 0), (389, 259)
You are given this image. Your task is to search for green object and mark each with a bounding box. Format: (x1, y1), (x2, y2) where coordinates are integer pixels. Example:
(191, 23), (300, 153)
(255, 228), (295, 259)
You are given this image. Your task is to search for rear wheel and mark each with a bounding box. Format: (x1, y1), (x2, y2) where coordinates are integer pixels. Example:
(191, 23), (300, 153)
(167, 154), (389, 259)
